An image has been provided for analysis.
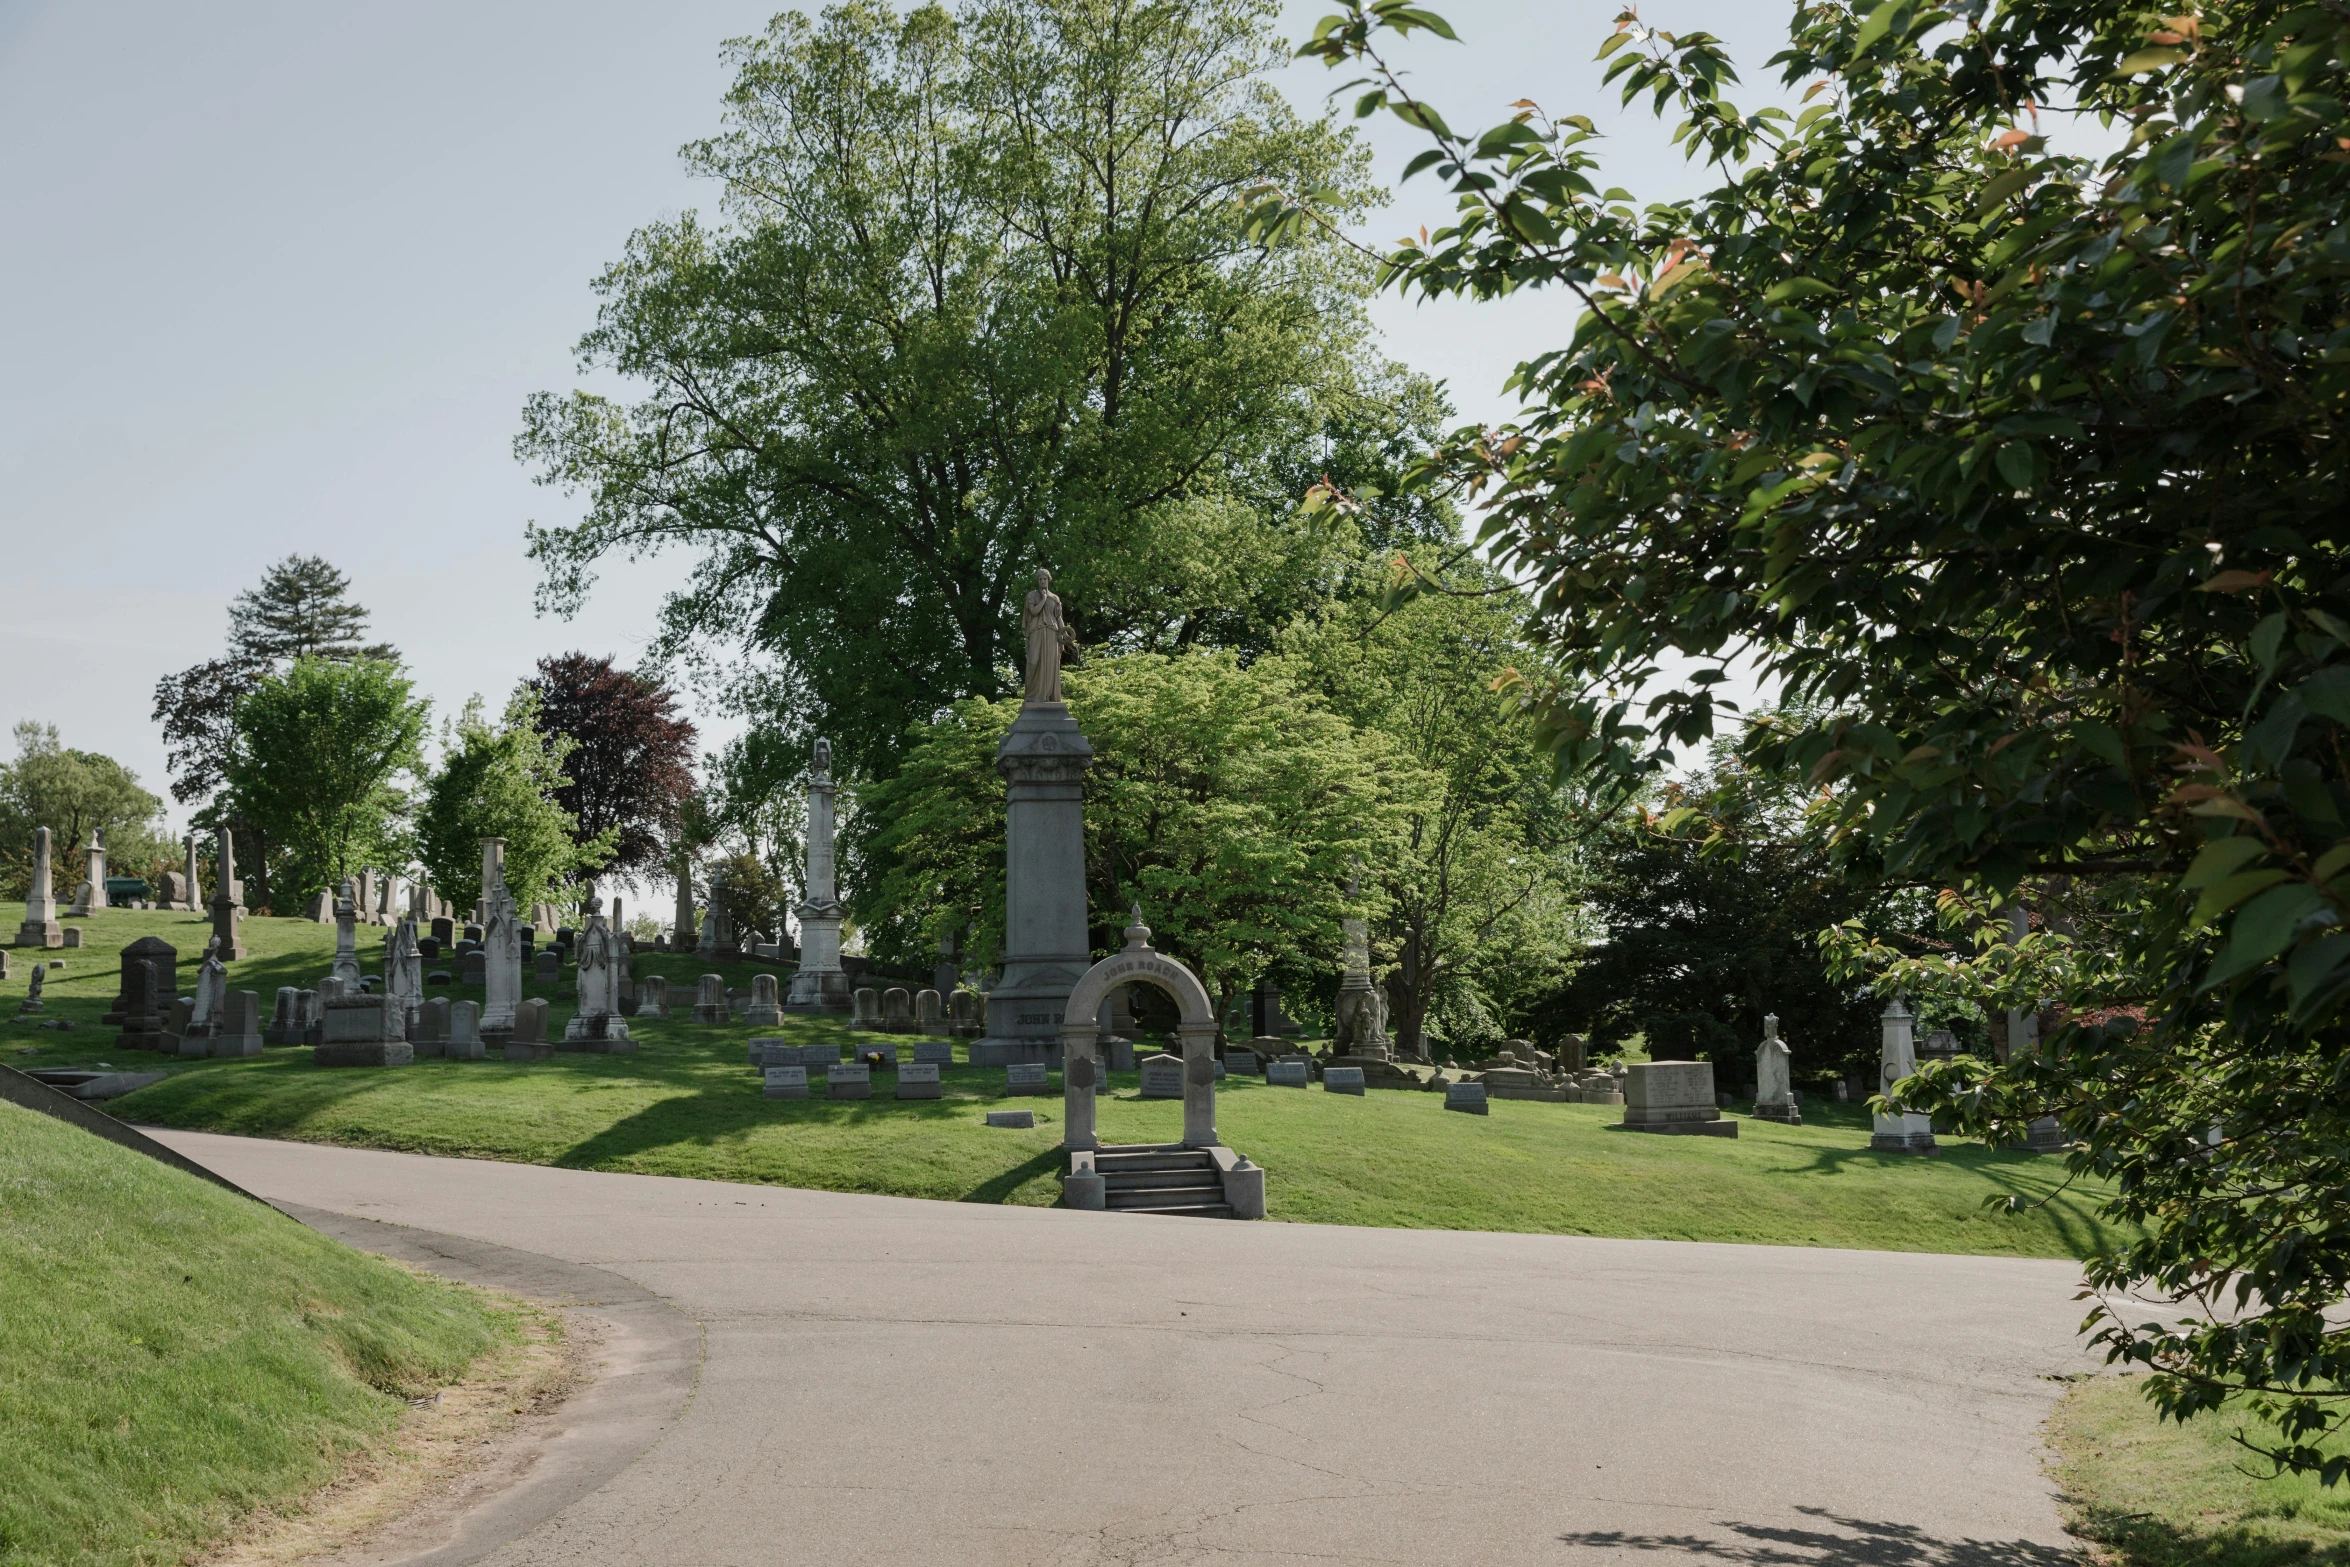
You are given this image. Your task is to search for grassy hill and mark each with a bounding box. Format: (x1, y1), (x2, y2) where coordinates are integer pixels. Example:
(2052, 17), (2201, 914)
(10, 907), (2131, 1259)
(0, 1097), (519, 1567)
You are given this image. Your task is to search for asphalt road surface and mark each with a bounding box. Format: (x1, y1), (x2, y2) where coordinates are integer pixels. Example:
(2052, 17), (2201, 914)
(151, 1128), (2090, 1567)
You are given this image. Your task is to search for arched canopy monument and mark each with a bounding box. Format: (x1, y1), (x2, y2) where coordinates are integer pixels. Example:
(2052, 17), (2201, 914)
(1058, 909), (1220, 1152)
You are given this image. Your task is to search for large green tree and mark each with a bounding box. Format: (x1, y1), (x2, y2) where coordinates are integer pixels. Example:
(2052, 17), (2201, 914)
(1285, 0), (2350, 1472)
(518, 0), (1448, 776)
(849, 651), (1420, 1019)
(1293, 585), (1583, 1056)
(0, 723), (172, 902)
(415, 695), (612, 916)
(223, 657), (426, 904)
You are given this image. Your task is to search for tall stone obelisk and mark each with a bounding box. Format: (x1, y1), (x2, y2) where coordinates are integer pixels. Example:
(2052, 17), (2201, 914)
(786, 738), (851, 1012)
(481, 837), (521, 1043)
(209, 827), (246, 959)
(16, 827), (62, 948)
(972, 569), (1094, 1067)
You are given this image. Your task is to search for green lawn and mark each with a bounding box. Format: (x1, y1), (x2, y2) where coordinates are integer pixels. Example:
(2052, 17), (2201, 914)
(11, 907), (2129, 1258)
(2050, 1374), (2350, 1566)
(0, 1098), (520, 1567)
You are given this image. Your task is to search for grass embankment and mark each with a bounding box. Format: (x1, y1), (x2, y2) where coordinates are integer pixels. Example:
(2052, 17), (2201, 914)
(0, 1098), (522, 1567)
(2051, 1375), (2350, 1566)
(15, 908), (2131, 1258)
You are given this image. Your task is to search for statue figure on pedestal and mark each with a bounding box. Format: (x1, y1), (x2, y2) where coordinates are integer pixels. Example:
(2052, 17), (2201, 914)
(1022, 568), (1075, 704)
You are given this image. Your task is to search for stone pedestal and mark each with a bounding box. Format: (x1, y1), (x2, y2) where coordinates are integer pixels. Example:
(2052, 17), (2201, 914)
(1612, 1061), (1738, 1137)
(1870, 998), (1938, 1153)
(972, 700), (1093, 1067)
(208, 827), (246, 960)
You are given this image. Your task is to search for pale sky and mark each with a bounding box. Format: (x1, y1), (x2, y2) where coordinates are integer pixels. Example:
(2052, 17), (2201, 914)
(0, 0), (1797, 843)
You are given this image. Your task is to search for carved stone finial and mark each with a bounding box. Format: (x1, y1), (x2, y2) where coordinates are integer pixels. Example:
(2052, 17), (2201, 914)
(1123, 904), (1151, 949)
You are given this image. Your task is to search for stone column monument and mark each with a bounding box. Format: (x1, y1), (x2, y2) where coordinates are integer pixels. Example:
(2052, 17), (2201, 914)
(209, 826), (246, 959)
(786, 737), (852, 1011)
(481, 837), (521, 1043)
(1869, 997), (1937, 1153)
(972, 568), (1094, 1068)
(178, 834), (202, 911)
(1330, 875), (1392, 1063)
(1752, 1014), (1800, 1124)
(16, 827), (62, 948)
(71, 830), (107, 916)
(331, 879), (362, 983)
(672, 856), (697, 950)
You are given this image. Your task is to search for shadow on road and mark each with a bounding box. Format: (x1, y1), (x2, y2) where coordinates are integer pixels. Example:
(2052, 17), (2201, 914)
(1558, 1507), (2074, 1567)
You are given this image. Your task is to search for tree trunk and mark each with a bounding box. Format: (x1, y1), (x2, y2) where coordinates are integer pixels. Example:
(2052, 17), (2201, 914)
(1389, 924), (1429, 1057)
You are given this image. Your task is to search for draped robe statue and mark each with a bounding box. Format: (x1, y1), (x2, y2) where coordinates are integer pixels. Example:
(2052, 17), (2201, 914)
(1022, 569), (1074, 704)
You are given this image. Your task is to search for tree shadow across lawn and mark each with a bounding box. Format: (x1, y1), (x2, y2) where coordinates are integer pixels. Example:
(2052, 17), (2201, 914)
(1558, 1507), (2074, 1567)
(962, 1148), (1063, 1204)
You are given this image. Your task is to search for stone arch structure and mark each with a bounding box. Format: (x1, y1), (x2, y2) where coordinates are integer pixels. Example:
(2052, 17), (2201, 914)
(1059, 910), (1220, 1151)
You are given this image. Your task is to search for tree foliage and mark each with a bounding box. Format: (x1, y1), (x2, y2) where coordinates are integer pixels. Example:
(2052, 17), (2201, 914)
(848, 651), (1418, 1014)
(1288, 0), (2350, 1473)
(151, 555), (391, 807)
(0, 723), (172, 901)
(1293, 585), (1583, 1054)
(223, 657), (426, 903)
(518, 0), (1448, 775)
(415, 694), (611, 917)
(523, 653), (698, 881)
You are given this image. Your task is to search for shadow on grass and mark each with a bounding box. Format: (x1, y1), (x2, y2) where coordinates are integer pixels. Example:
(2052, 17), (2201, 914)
(1559, 1506), (2073, 1567)
(963, 1148), (1064, 1204)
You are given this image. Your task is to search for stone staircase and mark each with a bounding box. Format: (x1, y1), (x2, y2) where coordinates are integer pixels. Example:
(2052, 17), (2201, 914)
(1096, 1143), (1235, 1219)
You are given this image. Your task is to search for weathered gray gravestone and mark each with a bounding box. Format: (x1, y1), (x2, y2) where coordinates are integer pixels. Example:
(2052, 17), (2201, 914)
(533, 949), (560, 985)
(481, 840), (521, 1043)
(505, 997), (553, 1060)
(1752, 1014), (1801, 1124)
(1266, 1059), (1310, 1088)
(1005, 1061), (1049, 1095)
(410, 996), (452, 1058)
(896, 1061), (942, 1100)
(948, 989), (981, 1037)
(637, 974), (667, 1018)
(208, 826), (246, 959)
(1444, 1081), (1490, 1115)
(850, 1040), (898, 1070)
(211, 990), (265, 1058)
(852, 987), (882, 1029)
(986, 1110), (1035, 1128)
(826, 1062), (872, 1100)
(560, 895), (635, 1053)
(1870, 998), (1935, 1153)
(691, 973), (729, 1023)
(785, 738), (852, 1011)
(881, 987), (913, 1033)
(1225, 1050), (1260, 1075)
(1616, 1061), (1737, 1138)
(318, 995), (412, 1067)
(446, 1000), (485, 1060)
(763, 1065), (809, 1100)
(972, 568), (1093, 1067)
(1323, 1066), (1366, 1095)
(915, 988), (947, 1035)
(1138, 1053), (1186, 1098)
(744, 973), (783, 1027)
(912, 1039), (953, 1066)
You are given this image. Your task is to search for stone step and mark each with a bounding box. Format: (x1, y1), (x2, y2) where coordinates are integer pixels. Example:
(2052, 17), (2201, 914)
(1096, 1142), (1191, 1155)
(1109, 1200), (1236, 1219)
(1107, 1183), (1225, 1208)
(1104, 1169), (1220, 1191)
(1095, 1146), (1222, 1169)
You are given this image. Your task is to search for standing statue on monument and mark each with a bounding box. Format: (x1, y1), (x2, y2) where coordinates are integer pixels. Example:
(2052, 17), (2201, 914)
(1022, 568), (1075, 705)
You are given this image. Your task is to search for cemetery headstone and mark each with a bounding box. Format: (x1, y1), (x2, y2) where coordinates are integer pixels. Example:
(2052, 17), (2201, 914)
(637, 974), (667, 1018)
(747, 1036), (788, 1067)
(1005, 1061), (1049, 1096)
(1323, 1066), (1366, 1095)
(1617, 1061), (1737, 1137)
(826, 1062), (872, 1100)
(912, 1039), (953, 1067)
(447, 1000), (485, 1060)
(533, 949), (560, 985)
(208, 826), (246, 959)
(1225, 1050), (1260, 1075)
(1138, 1053), (1185, 1098)
(1752, 1014), (1800, 1124)
(763, 1065), (810, 1100)
(16, 826), (62, 949)
(915, 988), (947, 1035)
(691, 973), (730, 1023)
(949, 989), (982, 1037)
(1266, 1059), (1310, 1089)
(430, 916), (453, 947)
(1444, 1081), (1489, 1115)
(559, 895), (635, 1052)
(418, 935), (441, 962)
(881, 987), (913, 1033)
(853, 1041), (899, 1071)
(506, 997), (554, 1060)
(744, 973), (784, 1027)
(411, 997), (452, 1058)
(264, 986), (298, 1046)
(318, 995), (413, 1067)
(985, 1110), (1035, 1129)
(211, 990), (265, 1058)
(852, 987), (882, 1029)
(896, 1061), (942, 1100)
(61, 927), (83, 949)
(1869, 999), (1936, 1153)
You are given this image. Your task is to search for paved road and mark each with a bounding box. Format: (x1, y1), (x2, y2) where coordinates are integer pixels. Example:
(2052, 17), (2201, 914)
(153, 1129), (2089, 1567)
